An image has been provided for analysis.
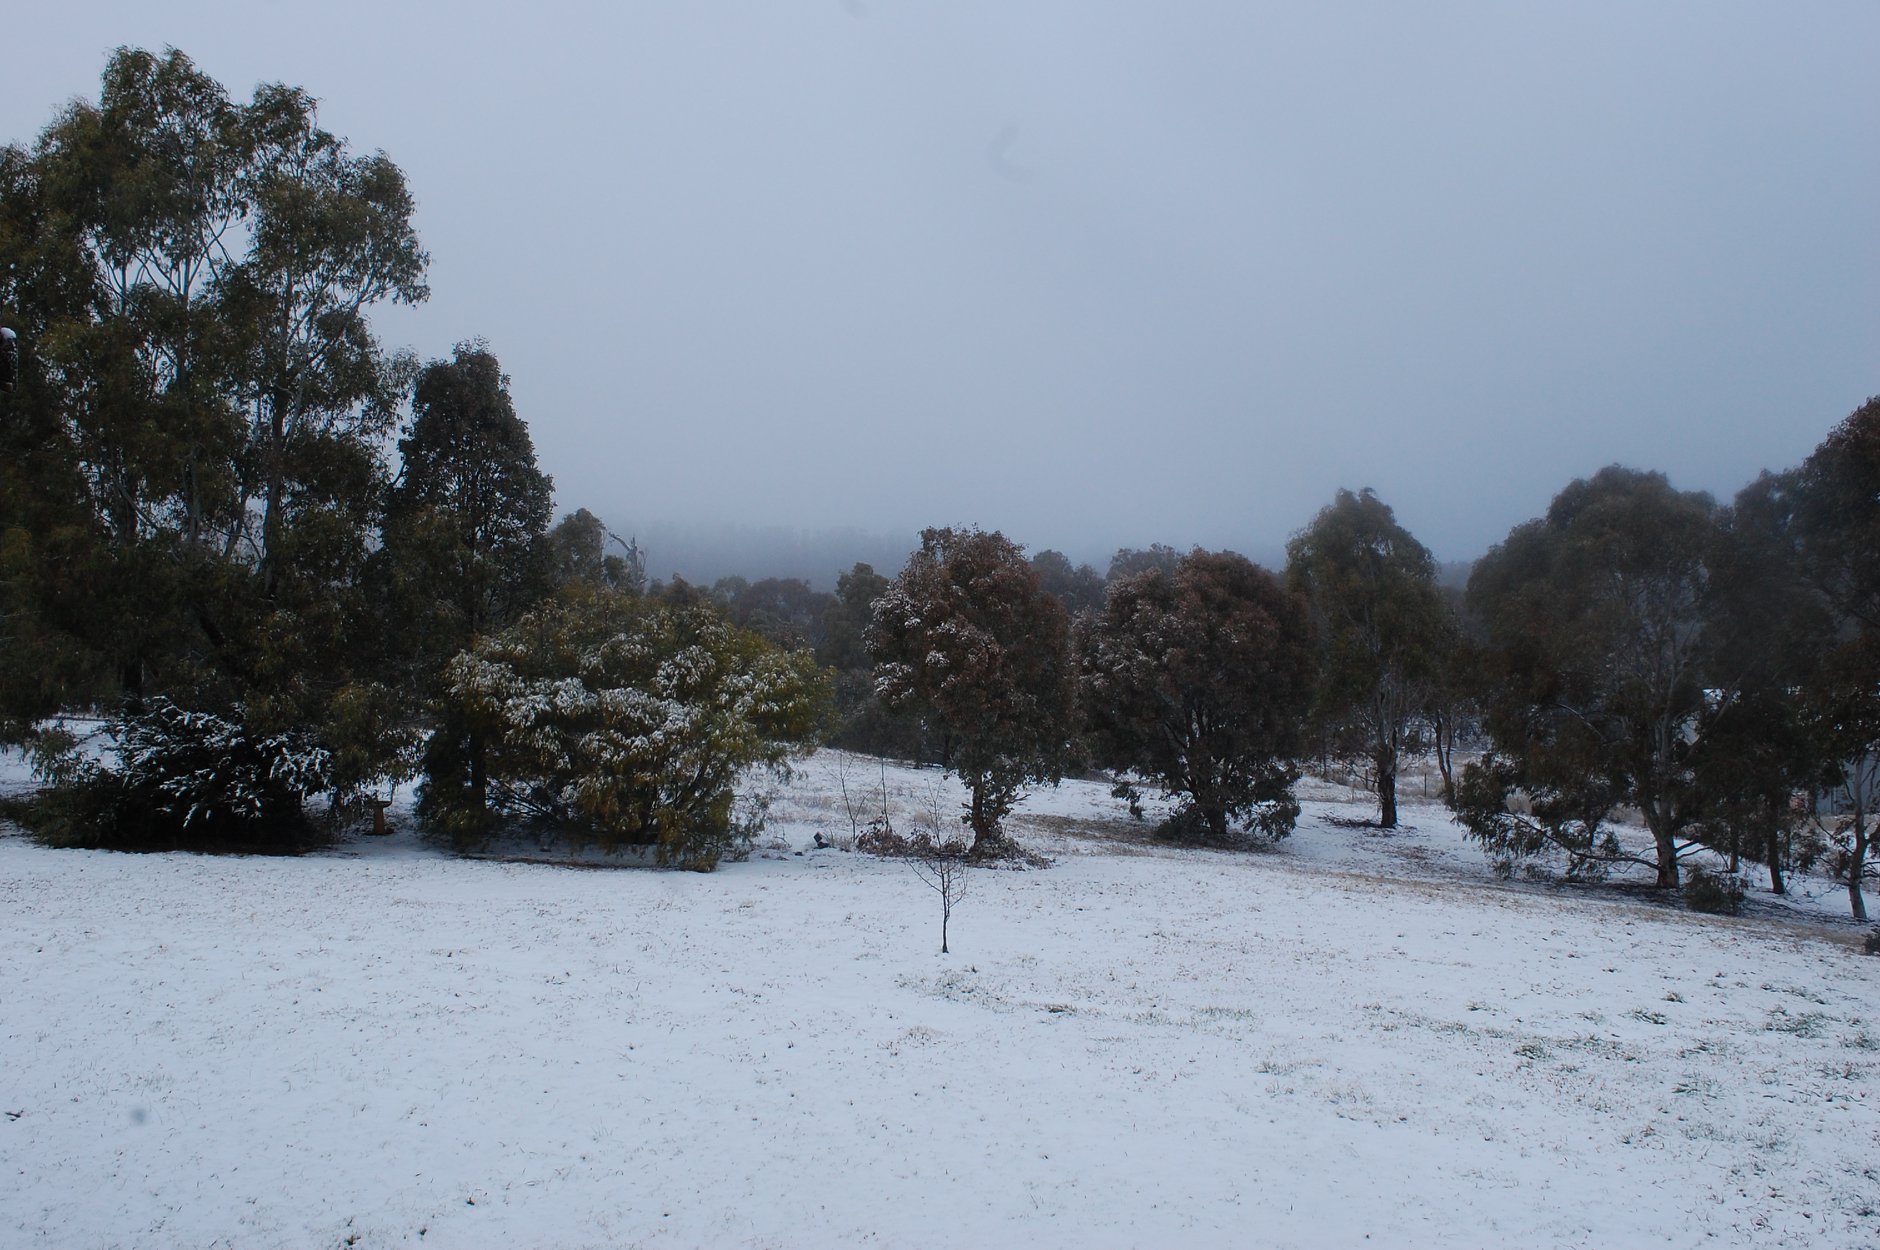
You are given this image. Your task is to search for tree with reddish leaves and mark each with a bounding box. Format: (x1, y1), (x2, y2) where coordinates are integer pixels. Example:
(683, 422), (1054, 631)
(867, 527), (1075, 852)
(1080, 549), (1316, 843)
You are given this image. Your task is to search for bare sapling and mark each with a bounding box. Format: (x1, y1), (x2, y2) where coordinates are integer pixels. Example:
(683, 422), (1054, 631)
(909, 838), (970, 954)
(835, 753), (862, 843)
(907, 780), (970, 952)
(879, 759), (893, 831)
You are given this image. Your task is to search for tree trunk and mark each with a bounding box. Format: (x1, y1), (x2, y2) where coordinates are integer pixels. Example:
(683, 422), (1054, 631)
(967, 779), (995, 850)
(1850, 818), (1869, 924)
(260, 401), (287, 600)
(1763, 817), (1786, 895)
(1644, 804), (1680, 888)
(120, 658), (145, 714)
(1375, 747), (1398, 828)
(1434, 716), (1457, 808)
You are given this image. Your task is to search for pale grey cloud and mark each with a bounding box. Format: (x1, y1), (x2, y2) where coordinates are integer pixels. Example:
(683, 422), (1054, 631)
(6, 2), (1875, 568)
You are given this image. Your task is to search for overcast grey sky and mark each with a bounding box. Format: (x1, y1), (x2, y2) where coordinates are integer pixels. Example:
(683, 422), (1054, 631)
(7, 2), (1876, 568)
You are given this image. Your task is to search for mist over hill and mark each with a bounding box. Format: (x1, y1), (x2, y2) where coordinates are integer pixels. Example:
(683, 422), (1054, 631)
(604, 522), (915, 590)
(605, 520), (1293, 589)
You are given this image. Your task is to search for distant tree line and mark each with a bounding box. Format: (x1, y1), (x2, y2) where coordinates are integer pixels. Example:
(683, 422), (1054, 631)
(2, 50), (1876, 919)
(842, 409), (1880, 920)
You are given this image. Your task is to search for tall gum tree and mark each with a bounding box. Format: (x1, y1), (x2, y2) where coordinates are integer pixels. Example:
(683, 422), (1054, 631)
(221, 81), (427, 601)
(13, 48), (252, 707)
(0, 47), (426, 733)
(1690, 470), (1829, 896)
(1286, 488), (1446, 828)
(1462, 467), (1723, 888)
(1792, 397), (1880, 919)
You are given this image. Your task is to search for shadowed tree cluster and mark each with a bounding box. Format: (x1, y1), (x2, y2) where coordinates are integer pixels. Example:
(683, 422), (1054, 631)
(4, 48), (1877, 913)
(1450, 409), (1880, 918)
(0, 49), (825, 861)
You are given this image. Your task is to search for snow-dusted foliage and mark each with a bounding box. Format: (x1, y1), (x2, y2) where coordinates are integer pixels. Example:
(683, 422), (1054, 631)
(31, 699), (333, 849)
(434, 589), (828, 868)
(1080, 549), (1315, 842)
(866, 527), (1075, 851)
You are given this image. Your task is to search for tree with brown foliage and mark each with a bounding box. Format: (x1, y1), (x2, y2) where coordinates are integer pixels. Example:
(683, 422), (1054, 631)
(1080, 549), (1315, 842)
(867, 527), (1075, 851)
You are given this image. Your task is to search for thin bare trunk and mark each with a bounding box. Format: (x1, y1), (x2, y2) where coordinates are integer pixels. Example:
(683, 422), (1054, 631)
(1850, 793), (1869, 924)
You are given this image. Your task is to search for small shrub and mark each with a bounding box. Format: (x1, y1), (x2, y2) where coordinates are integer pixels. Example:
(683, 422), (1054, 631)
(856, 818), (921, 857)
(1155, 794), (1299, 846)
(1683, 866), (1747, 916)
(1862, 928), (1880, 957)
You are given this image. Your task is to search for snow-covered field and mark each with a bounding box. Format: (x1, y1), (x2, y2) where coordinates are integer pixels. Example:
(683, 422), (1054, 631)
(3, 749), (1877, 1249)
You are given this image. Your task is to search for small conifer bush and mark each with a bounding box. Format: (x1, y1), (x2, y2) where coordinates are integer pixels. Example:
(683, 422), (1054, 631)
(31, 699), (332, 851)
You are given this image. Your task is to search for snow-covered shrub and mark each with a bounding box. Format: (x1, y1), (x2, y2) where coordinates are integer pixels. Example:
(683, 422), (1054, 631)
(427, 588), (829, 869)
(30, 699), (333, 850)
(1682, 866), (1747, 915)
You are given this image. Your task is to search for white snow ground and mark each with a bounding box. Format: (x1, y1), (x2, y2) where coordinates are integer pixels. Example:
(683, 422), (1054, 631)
(2, 749), (1876, 1249)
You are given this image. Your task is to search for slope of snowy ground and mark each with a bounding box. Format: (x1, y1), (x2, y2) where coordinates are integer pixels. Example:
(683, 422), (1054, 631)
(2, 749), (1876, 1249)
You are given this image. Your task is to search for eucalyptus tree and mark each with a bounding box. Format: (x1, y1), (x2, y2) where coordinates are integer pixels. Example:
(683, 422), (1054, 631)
(1105, 543), (1182, 586)
(220, 81), (427, 602)
(1, 47), (428, 833)
(38, 47), (251, 553)
(546, 508), (643, 593)
(1030, 549), (1105, 619)
(819, 560), (926, 757)
(4, 47), (253, 710)
(1688, 469), (1829, 895)
(1460, 467), (1724, 888)
(1286, 488), (1448, 828)
(1791, 397), (1880, 919)
(0, 46), (427, 730)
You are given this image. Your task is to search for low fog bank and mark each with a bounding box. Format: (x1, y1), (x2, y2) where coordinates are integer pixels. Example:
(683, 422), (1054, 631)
(606, 520), (1302, 589)
(610, 522), (914, 590)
